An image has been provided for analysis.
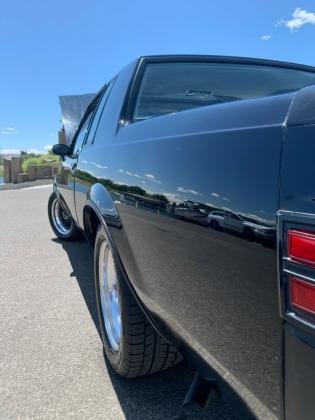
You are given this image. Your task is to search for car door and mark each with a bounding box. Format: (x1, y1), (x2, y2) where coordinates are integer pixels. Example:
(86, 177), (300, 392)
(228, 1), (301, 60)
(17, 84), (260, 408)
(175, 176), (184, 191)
(73, 80), (116, 226)
(58, 106), (95, 219)
(224, 210), (243, 232)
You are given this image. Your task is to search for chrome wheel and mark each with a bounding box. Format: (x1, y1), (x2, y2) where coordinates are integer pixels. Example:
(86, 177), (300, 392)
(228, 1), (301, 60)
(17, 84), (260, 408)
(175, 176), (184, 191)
(51, 197), (72, 235)
(98, 239), (122, 352)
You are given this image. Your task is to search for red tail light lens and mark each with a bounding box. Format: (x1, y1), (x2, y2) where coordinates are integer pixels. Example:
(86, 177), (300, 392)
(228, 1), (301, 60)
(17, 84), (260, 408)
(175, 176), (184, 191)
(290, 276), (315, 316)
(288, 229), (315, 267)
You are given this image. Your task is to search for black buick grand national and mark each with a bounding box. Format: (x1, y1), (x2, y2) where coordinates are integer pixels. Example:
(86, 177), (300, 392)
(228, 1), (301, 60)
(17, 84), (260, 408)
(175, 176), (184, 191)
(48, 55), (315, 420)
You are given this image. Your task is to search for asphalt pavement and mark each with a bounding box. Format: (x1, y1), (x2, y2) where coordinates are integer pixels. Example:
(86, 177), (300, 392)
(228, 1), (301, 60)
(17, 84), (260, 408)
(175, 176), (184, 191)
(0, 186), (253, 419)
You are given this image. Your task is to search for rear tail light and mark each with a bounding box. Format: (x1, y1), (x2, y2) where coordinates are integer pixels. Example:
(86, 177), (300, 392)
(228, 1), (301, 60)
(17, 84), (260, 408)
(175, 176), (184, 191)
(286, 229), (315, 320)
(278, 213), (315, 327)
(288, 229), (315, 267)
(289, 276), (315, 316)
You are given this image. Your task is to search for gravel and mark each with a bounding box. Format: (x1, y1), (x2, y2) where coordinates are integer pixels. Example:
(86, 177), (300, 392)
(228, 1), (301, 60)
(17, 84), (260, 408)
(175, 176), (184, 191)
(0, 178), (53, 191)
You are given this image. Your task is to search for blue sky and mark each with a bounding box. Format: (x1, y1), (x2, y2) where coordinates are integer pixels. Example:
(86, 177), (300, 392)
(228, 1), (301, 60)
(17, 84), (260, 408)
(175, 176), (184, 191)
(1, 0), (315, 154)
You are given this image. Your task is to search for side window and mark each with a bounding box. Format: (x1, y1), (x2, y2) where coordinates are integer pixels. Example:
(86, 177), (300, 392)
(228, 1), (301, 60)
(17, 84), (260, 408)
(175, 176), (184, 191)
(230, 214), (240, 220)
(132, 62), (315, 121)
(70, 111), (94, 156)
(83, 99), (103, 147)
(84, 78), (116, 146)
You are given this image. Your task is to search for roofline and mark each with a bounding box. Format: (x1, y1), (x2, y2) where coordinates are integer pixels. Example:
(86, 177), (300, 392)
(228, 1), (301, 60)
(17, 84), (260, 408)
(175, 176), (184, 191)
(137, 54), (315, 73)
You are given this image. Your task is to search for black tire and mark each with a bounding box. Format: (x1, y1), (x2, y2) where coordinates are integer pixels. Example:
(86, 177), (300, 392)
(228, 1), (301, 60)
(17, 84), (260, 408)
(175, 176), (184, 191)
(48, 192), (80, 240)
(94, 224), (182, 378)
(243, 226), (254, 242)
(210, 219), (220, 230)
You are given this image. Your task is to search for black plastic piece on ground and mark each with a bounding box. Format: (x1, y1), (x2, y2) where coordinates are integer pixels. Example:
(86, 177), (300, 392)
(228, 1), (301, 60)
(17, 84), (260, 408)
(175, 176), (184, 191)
(183, 371), (220, 410)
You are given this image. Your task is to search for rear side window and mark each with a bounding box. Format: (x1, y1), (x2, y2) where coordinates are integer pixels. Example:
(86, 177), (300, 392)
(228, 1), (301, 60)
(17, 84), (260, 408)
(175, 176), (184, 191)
(84, 78), (116, 146)
(82, 91), (106, 148)
(133, 62), (315, 120)
(70, 110), (94, 156)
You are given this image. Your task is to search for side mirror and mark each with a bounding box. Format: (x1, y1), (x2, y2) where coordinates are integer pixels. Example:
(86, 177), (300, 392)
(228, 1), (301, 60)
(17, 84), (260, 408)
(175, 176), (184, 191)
(52, 143), (70, 156)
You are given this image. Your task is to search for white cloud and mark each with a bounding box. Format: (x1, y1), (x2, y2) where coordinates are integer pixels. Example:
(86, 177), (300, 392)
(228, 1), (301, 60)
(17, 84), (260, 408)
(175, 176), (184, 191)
(117, 170), (162, 183)
(125, 170), (141, 178)
(163, 192), (183, 203)
(144, 173), (161, 184)
(177, 187), (200, 196)
(91, 161), (108, 169)
(274, 18), (286, 28)
(145, 173), (154, 180)
(43, 144), (53, 151)
(211, 192), (230, 201)
(27, 148), (46, 154)
(261, 34), (273, 41)
(0, 126), (19, 135)
(49, 132), (55, 136)
(0, 148), (21, 155)
(280, 8), (315, 31)
(118, 168), (143, 179)
(0, 146), (56, 155)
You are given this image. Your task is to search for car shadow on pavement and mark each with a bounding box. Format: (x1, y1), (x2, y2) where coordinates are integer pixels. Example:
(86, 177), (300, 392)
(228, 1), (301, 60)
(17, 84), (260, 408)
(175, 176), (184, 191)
(53, 237), (256, 420)
(52, 237), (101, 337)
(103, 355), (256, 420)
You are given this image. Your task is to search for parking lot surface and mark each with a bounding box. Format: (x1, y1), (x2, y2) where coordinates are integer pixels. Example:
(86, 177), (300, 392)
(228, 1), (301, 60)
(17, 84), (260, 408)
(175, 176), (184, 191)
(0, 186), (254, 419)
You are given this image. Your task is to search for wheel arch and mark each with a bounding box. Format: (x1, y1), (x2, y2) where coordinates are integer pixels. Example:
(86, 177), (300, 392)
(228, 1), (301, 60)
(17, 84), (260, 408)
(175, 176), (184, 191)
(83, 204), (101, 247)
(82, 182), (121, 247)
(82, 187), (179, 350)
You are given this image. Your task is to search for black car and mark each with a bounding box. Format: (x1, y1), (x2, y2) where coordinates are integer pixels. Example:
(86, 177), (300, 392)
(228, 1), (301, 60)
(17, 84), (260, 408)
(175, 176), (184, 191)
(48, 55), (315, 420)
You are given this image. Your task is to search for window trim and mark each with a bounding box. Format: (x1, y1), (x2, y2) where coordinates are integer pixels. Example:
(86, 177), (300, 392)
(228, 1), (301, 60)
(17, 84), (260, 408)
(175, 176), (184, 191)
(68, 86), (107, 158)
(69, 111), (94, 158)
(123, 55), (315, 124)
(88, 76), (117, 146)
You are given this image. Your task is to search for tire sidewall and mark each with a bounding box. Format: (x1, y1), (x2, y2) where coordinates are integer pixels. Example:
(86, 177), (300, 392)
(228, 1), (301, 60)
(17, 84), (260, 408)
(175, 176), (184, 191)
(243, 226), (254, 241)
(210, 219), (219, 230)
(94, 225), (126, 373)
(48, 192), (77, 240)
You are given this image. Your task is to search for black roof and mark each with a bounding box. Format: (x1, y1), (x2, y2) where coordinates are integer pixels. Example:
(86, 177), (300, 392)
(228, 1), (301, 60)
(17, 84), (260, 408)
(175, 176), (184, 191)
(139, 55), (315, 73)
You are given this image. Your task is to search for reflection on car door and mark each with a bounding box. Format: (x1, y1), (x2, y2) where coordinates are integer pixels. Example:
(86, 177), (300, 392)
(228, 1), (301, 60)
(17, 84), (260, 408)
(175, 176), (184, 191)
(224, 211), (243, 232)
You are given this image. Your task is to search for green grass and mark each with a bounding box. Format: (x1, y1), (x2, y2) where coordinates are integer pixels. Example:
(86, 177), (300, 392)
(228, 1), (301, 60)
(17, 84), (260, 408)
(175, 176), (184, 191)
(22, 151), (59, 172)
(0, 151), (59, 179)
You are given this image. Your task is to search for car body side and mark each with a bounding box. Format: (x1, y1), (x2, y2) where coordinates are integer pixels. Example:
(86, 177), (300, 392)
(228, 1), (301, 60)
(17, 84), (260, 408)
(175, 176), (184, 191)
(55, 56), (315, 419)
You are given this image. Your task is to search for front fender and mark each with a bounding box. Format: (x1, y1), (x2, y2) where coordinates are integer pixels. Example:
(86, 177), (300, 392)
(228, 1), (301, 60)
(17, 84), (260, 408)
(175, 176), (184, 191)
(86, 182), (122, 229)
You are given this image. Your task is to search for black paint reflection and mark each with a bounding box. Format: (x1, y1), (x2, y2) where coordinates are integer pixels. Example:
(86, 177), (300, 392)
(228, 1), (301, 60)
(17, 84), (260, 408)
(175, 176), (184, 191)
(76, 168), (276, 248)
(71, 146), (280, 413)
